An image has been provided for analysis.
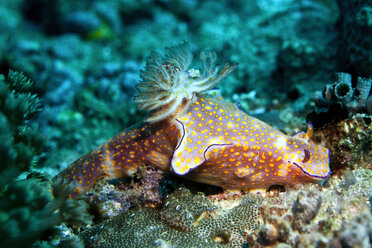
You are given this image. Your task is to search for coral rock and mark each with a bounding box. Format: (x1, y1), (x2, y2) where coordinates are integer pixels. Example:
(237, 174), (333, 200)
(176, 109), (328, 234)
(292, 191), (322, 232)
(257, 215), (291, 245)
(313, 113), (372, 172)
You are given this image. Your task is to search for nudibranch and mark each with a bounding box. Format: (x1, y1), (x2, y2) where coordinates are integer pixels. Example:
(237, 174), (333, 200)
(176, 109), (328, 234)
(55, 42), (330, 198)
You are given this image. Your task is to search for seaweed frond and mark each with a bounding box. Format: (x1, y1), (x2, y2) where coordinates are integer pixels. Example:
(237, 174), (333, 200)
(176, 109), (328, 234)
(134, 42), (237, 123)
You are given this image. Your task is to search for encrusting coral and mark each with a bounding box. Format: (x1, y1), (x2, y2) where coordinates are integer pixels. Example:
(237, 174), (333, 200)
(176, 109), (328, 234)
(54, 42), (331, 198)
(160, 188), (214, 232)
(80, 188), (263, 248)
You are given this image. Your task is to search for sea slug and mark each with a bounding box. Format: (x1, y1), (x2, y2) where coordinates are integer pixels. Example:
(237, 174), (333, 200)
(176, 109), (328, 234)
(55, 42), (330, 198)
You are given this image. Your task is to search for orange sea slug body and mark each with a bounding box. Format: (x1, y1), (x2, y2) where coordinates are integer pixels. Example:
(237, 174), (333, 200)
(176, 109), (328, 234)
(55, 42), (330, 198)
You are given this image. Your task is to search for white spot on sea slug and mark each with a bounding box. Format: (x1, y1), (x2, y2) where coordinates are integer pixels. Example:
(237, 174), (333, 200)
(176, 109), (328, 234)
(274, 136), (287, 149)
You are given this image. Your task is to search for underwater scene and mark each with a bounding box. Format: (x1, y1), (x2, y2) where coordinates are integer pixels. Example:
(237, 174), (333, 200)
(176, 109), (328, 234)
(0, 0), (371, 247)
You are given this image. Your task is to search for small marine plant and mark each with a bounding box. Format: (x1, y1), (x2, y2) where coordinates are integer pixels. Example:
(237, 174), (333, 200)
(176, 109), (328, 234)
(0, 71), (91, 247)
